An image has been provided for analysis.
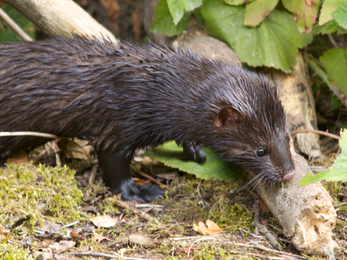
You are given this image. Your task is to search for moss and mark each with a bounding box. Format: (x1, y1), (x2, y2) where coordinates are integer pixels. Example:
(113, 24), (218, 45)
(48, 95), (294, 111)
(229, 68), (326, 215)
(339, 205), (347, 213)
(152, 245), (172, 255)
(0, 240), (32, 260)
(0, 163), (86, 233)
(206, 201), (253, 231)
(193, 244), (230, 260)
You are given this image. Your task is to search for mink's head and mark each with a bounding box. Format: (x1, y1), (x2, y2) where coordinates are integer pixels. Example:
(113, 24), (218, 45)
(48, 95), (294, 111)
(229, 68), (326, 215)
(207, 66), (295, 185)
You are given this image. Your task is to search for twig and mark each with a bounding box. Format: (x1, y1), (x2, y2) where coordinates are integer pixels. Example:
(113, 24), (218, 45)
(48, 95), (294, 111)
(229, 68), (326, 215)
(113, 199), (154, 222)
(130, 165), (170, 189)
(64, 252), (145, 259)
(0, 131), (62, 139)
(290, 129), (341, 140)
(169, 235), (218, 241)
(61, 220), (79, 229)
(121, 0), (144, 10)
(0, 8), (33, 41)
(253, 200), (280, 249)
(235, 242), (308, 259)
(327, 34), (339, 48)
(84, 163), (98, 201)
(187, 237), (217, 257)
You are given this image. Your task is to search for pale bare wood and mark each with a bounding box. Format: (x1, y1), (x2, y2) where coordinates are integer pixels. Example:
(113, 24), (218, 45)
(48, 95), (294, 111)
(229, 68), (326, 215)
(254, 153), (338, 256)
(3, 0), (117, 42)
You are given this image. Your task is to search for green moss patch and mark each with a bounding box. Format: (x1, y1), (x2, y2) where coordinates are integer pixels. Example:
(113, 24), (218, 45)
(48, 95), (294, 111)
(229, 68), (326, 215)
(0, 163), (85, 232)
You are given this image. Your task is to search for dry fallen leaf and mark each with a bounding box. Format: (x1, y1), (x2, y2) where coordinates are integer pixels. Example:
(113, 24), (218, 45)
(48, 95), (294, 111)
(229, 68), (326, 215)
(91, 215), (119, 228)
(133, 177), (150, 185)
(6, 150), (29, 164)
(60, 138), (93, 160)
(0, 223), (10, 240)
(129, 234), (155, 246)
(193, 220), (225, 235)
(92, 232), (114, 243)
(49, 240), (76, 253)
(258, 197), (269, 212)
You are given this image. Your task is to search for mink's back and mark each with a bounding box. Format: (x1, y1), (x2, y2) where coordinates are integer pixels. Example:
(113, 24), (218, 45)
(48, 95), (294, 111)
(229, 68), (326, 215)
(0, 37), (222, 157)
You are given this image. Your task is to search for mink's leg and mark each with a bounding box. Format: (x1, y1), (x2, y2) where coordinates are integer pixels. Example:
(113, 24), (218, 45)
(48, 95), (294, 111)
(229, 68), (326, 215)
(178, 141), (206, 164)
(97, 148), (164, 202)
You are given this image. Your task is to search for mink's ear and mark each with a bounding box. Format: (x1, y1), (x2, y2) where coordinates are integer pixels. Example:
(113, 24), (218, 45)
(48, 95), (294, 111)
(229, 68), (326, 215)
(215, 107), (243, 129)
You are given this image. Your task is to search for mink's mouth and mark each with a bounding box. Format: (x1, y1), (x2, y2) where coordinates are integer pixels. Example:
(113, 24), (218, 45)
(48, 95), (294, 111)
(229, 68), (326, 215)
(282, 168), (295, 181)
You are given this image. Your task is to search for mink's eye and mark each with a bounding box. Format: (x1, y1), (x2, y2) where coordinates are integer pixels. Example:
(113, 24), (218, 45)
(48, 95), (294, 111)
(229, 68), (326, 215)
(257, 148), (266, 157)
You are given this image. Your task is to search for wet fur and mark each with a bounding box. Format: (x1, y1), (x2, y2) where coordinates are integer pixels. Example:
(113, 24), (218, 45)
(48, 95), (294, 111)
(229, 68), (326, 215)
(0, 36), (294, 201)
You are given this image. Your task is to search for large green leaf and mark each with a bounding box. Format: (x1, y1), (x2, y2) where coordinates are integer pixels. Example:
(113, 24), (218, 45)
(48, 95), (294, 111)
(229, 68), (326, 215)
(142, 141), (245, 181)
(332, 1), (347, 30)
(291, 0), (319, 33)
(244, 0), (279, 27)
(320, 48), (347, 97)
(0, 5), (35, 42)
(300, 130), (347, 185)
(201, 0), (312, 72)
(319, 0), (346, 26)
(149, 0), (191, 36)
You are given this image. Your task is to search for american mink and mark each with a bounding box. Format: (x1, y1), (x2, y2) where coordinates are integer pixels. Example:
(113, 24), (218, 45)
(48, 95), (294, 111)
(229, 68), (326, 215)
(0, 36), (295, 202)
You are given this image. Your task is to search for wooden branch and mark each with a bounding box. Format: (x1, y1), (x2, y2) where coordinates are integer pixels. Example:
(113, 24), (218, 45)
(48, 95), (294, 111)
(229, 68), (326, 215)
(0, 7), (32, 41)
(253, 153), (338, 256)
(3, 0), (117, 42)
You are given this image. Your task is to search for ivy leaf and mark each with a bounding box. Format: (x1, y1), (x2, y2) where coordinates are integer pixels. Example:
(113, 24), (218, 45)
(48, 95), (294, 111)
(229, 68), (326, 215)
(244, 0), (279, 27)
(150, 0), (190, 36)
(319, 0), (346, 26)
(142, 141), (245, 181)
(201, 0), (312, 72)
(332, 1), (347, 30)
(300, 130), (347, 185)
(292, 0), (319, 33)
(320, 48), (347, 97)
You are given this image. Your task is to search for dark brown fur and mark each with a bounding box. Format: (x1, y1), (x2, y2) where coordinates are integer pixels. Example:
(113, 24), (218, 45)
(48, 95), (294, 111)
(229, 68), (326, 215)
(0, 36), (295, 202)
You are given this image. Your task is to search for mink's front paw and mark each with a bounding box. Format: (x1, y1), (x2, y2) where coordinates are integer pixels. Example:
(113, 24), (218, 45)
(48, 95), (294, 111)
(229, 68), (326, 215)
(119, 179), (164, 203)
(181, 141), (206, 164)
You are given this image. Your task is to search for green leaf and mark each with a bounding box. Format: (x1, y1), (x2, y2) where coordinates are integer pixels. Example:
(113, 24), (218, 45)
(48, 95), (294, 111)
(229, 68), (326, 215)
(184, 0), (203, 11)
(167, 0), (203, 25)
(0, 4), (35, 42)
(142, 141), (245, 181)
(281, 0), (293, 12)
(329, 96), (341, 112)
(312, 20), (347, 35)
(291, 0), (319, 33)
(319, 0), (346, 26)
(300, 130), (347, 186)
(201, 0), (312, 72)
(320, 48), (347, 97)
(167, 0), (185, 25)
(224, 0), (255, 5)
(244, 0), (279, 27)
(332, 1), (347, 30)
(150, 0), (191, 36)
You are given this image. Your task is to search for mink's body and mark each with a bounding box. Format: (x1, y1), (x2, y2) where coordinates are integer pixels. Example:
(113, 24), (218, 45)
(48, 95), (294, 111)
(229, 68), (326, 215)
(0, 37), (295, 202)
